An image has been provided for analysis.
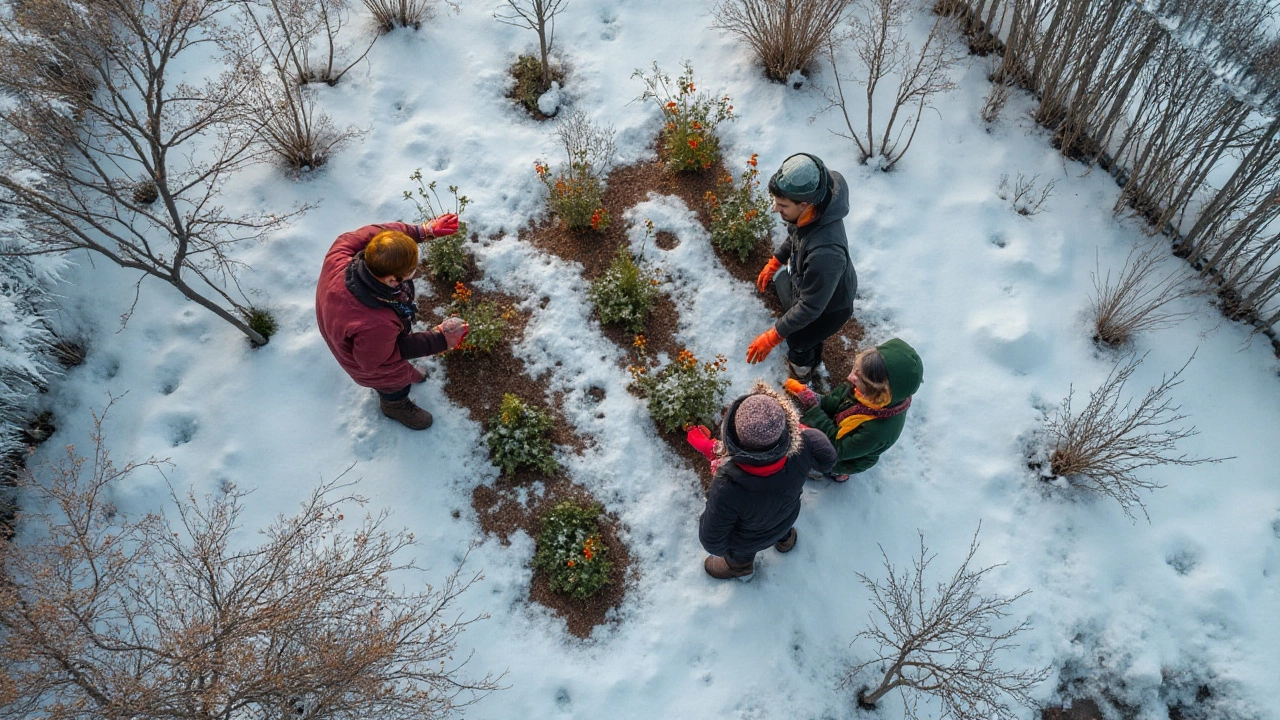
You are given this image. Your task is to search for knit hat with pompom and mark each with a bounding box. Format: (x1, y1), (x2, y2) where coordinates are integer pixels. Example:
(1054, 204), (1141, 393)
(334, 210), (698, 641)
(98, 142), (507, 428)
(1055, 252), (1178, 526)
(732, 394), (786, 450)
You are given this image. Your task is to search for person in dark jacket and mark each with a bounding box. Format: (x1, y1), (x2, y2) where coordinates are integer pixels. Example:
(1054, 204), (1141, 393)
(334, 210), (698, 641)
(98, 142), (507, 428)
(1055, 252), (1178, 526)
(746, 153), (858, 384)
(786, 338), (922, 479)
(691, 381), (837, 581)
(316, 216), (468, 430)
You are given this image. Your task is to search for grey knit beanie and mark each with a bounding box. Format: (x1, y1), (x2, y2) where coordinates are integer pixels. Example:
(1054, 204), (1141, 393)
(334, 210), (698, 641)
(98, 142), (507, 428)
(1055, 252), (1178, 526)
(733, 394), (786, 450)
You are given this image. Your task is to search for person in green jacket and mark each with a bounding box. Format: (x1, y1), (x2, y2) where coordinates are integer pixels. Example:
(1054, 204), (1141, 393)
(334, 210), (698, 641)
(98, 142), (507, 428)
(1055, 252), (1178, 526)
(784, 338), (922, 480)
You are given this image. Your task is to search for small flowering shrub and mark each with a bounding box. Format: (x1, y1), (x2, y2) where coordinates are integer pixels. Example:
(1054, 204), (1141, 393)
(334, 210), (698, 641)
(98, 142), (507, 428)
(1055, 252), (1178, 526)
(533, 501), (613, 599)
(487, 393), (557, 476)
(536, 109), (615, 231)
(589, 247), (661, 333)
(634, 61), (736, 173)
(705, 153), (774, 261)
(449, 282), (509, 355)
(630, 345), (730, 434)
(403, 169), (471, 282)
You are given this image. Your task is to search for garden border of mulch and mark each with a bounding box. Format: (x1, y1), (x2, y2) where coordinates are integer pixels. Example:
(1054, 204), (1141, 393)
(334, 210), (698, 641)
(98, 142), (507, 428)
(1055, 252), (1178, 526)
(417, 258), (631, 637)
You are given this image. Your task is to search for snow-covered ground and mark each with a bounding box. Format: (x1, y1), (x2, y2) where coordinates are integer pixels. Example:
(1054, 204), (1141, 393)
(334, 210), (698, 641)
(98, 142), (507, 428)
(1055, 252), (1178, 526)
(28, 1), (1280, 718)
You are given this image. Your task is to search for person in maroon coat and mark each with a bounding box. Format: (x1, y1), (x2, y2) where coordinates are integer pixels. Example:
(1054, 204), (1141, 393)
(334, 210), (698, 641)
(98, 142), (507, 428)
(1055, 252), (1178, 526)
(316, 215), (467, 429)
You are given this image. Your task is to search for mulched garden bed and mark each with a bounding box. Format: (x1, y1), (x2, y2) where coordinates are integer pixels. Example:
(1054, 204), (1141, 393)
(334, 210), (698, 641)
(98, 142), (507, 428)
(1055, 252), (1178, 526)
(471, 473), (631, 639)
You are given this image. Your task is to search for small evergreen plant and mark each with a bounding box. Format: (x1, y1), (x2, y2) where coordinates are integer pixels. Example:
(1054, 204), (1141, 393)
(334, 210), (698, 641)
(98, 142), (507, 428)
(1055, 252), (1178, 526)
(509, 54), (564, 116)
(533, 501), (613, 599)
(589, 247), (661, 333)
(243, 306), (278, 346)
(634, 61), (736, 173)
(487, 393), (557, 476)
(629, 344), (730, 433)
(448, 283), (509, 355)
(403, 170), (471, 282)
(705, 153), (774, 261)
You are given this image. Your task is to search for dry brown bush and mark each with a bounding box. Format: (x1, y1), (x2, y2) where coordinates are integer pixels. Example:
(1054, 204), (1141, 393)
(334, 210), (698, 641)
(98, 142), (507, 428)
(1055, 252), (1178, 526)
(0, 404), (502, 720)
(711, 0), (853, 83)
(1045, 352), (1227, 521)
(845, 527), (1048, 719)
(1090, 244), (1195, 347)
(362, 0), (435, 32)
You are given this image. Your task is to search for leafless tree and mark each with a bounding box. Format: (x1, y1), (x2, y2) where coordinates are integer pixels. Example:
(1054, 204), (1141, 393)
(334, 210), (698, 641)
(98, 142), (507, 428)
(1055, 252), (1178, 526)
(0, 403), (503, 720)
(362, 0), (436, 32)
(844, 527), (1048, 719)
(0, 0), (304, 347)
(1045, 352), (1228, 521)
(996, 172), (1056, 216)
(495, 0), (570, 92)
(242, 0), (379, 86)
(711, 0), (854, 83)
(1090, 244), (1196, 347)
(824, 0), (967, 170)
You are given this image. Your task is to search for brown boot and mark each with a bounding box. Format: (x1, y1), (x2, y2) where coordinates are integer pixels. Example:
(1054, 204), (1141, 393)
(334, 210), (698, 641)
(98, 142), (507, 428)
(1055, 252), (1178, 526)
(380, 396), (433, 430)
(704, 555), (755, 582)
(774, 527), (797, 553)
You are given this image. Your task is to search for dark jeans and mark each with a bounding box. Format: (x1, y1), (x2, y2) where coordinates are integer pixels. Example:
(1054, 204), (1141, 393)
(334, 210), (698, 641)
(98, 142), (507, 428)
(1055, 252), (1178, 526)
(377, 385), (411, 402)
(785, 307), (853, 368)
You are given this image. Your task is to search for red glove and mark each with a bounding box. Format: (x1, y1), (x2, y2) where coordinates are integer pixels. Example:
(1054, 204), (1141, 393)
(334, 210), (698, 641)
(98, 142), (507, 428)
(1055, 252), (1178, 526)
(756, 257), (782, 293)
(686, 425), (717, 461)
(437, 316), (470, 349)
(745, 327), (783, 364)
(784, 378), (819, 410)
(423, 213), (459, 238)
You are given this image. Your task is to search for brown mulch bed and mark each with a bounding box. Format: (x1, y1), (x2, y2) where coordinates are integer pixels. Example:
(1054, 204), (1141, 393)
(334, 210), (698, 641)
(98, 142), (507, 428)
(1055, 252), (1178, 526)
(1041, 699), (1103, 720)
(472, 474), (631, 638)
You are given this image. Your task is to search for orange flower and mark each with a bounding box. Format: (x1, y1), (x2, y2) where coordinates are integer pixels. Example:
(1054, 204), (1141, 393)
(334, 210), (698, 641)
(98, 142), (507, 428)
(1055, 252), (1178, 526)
(687, 139), (699, 149)
(665, 122), (676, 131)
(452, 282), (472, 304)
(677, 349), (697, 367)
(703, 160), (711, 169)
(665, 101), (678, 111)
(744, 209), (758, 221)
(590, 207), (606, 231)
(583, 536), (597, 560)
(748, 153), (758, 167)
(691, 121), (702, 130)
(687, 83), (695, 92)
(567, 560), (576, 567)
(634, 334), (647, 349)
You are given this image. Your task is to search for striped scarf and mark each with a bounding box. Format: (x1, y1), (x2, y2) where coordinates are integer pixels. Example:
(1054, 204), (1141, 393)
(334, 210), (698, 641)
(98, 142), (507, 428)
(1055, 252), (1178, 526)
(833, 389), (912, 439)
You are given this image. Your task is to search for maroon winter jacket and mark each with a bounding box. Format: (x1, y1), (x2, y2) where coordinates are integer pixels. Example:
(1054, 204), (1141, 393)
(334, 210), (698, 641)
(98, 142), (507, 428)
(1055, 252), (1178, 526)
(316, 222), (446, 391)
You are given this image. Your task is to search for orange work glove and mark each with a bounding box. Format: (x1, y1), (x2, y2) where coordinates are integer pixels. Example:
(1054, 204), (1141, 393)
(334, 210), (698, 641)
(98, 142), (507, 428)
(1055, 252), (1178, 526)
(423, 213), (459, 238)
(756, 257), (782, 293)
(783, 378), (819, 410)
(745, 327), (783, 364)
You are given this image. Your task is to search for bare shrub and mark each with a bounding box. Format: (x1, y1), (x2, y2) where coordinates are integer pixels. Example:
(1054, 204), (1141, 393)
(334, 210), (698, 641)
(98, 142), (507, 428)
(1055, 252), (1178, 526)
(362, 0), (435, 32)
(711, 0), (854, 83)
(0, 403), (503, 720)
(495, 0), (570, 94)
(823, 0), (967, 170)
(1091, 244), (1196, 346)
(996, 172), (1056, 216)
(0, 0), (304, 347)
(245, 0), (379, 85)
(1045, 352), (1228, 521)
(981, 75), (1012, 123)
(845, 527), (1048, 719)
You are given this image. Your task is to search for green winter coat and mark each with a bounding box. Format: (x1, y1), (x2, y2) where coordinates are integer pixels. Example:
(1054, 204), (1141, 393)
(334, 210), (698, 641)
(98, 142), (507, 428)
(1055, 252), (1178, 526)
(801, 338), (923, 475)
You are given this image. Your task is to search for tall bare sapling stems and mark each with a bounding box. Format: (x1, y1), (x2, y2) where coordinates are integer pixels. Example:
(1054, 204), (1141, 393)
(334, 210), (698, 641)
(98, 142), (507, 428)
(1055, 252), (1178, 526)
(823, 0), (966, 169)
(711, 0), (854, 83)
(0, 0), (303, 346)
(1090, 244), (1196, 347)
(845, 527), (1048, 719)
(1045, 352), (1228, 521)
(0, 403), (503, 720)
(495, 0), (570, 92)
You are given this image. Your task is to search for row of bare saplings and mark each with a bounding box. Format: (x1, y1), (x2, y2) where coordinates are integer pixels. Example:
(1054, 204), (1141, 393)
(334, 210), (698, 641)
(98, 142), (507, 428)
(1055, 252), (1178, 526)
(963, 0), (1280, 336)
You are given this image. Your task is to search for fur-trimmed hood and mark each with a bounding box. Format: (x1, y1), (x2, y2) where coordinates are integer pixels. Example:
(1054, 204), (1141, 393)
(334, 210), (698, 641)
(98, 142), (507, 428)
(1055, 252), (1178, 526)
(720, 380), (804, 465)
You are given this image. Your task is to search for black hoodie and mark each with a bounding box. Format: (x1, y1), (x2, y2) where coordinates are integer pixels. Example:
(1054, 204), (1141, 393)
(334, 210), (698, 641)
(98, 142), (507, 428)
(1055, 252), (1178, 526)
(773, 170), (858, 338)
